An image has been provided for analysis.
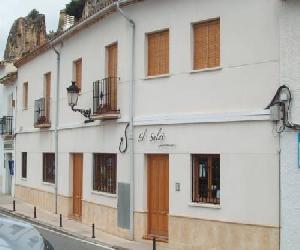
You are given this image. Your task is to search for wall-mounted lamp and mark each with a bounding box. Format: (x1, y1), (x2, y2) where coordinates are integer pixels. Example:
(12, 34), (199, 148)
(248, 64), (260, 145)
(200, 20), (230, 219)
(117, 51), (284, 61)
(66, 81), (94, 123)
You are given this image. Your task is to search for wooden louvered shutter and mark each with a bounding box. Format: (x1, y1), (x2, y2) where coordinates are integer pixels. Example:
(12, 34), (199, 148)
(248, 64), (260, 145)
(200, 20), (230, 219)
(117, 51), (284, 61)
(194, 22), (208, 70)
(23, 82), (28, 110)
(208, 19), (220, 68)
(148, 30), (169, 76)
(160, 30), (169, 75)
(107, 43), (118, 111)
(75, 59), (82, 90)
(194, 19), (220, 70)
(192, 155), (200, 202)
(148, 32), (158, 76)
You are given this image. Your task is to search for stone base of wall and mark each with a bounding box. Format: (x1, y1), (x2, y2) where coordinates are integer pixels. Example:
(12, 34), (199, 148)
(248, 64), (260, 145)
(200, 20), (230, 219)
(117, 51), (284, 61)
(134, 211), (147, 240)
(15, 185), (72, 216)
(15, 185), (279, 249)
(82, 200), (130, 239)
(169, 215), (279, 250)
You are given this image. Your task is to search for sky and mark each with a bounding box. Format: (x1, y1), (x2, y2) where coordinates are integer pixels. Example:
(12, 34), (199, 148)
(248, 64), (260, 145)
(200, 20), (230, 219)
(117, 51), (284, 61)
(0, 0), (70, 60)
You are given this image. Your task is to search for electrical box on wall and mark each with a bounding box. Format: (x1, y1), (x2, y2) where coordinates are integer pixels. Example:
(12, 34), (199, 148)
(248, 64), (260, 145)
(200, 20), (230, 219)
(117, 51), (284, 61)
(270, 104), (281, 121)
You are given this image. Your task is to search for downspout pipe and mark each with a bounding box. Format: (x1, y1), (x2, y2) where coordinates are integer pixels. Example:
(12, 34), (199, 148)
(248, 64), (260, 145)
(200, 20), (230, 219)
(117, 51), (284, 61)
(52, 45), (61, 214)
(116, 1), (136, 241)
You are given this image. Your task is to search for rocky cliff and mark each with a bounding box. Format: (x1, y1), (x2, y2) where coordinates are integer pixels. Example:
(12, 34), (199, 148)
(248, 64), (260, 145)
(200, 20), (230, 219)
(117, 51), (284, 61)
(4, 12), (47, 61)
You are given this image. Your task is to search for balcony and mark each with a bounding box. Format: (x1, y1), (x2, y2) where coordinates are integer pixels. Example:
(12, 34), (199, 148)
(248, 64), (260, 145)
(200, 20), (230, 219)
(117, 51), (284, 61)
(0, 116), (13, 139)
(34, 97), (51, 128)
(92, 77), (120, 120)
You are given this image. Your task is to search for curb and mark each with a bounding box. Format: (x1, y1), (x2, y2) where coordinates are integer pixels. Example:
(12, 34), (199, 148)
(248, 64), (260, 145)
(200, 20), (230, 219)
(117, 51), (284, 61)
(0, 206), (128, 250)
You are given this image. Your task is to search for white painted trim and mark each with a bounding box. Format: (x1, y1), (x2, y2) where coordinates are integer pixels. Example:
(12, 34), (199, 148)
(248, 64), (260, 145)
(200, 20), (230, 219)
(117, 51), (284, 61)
(15, 110), (270, 134)
(133, 110), (271, 126)
(190, 66), (223, 74)
(91, 190), (117, 198)
(42, 182), (55, 187)
(143, 74), (171, 80)
(188, 202), (221, 209)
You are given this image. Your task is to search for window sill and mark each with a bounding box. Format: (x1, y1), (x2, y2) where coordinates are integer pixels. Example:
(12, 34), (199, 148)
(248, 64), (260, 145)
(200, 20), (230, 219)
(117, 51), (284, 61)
(20, 178), (27, 181)
(144, 74), (171, 80)
(91, 190), (117, 198)
(188, 202), (221, 209)
(42, 181), (55, 186)
(190, 66), (222, 74)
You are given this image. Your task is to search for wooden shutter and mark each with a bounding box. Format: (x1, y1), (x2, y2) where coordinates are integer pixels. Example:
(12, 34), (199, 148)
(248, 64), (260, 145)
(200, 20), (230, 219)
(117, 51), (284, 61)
(107, 44), (118, 110)
(107, 44), (118, 77)
(45, 73), (51, 98)
(194, 19), (220, 70)
(23, 82), (28, 110)
(148, 30), (169, 76)
(75, 59), (82, 90)
(194, 22), (208, 69)
(208, 19), (220, 68)
(44, 73), (51, 121)
(192, 155), (199, 202)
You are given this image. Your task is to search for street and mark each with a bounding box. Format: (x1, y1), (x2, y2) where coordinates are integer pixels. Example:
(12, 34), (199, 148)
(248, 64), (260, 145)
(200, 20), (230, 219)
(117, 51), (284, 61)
(0, 212), (113, 250)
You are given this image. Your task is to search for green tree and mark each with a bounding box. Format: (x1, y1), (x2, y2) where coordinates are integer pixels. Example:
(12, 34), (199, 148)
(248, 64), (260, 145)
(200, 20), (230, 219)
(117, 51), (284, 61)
(65, 0), (87, 20)
(27, 9), (40, 19)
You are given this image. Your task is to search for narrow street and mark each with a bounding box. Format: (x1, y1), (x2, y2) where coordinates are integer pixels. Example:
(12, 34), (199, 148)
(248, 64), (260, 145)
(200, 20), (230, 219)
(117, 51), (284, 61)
(0, 212), (113, 250)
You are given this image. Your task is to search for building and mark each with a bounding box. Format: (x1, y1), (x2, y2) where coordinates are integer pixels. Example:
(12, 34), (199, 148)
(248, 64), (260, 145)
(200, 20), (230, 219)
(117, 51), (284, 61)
(13, 0), (281, 249)
(0, 61), (17, 195)
(279, 0), (300, 249)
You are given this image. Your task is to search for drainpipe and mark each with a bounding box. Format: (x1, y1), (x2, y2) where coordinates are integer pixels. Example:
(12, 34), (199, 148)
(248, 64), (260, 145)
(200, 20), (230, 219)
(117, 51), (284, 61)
(116, 1), (135, 240)
(52, 45), (61, 214)
(13, 85), (17, 198)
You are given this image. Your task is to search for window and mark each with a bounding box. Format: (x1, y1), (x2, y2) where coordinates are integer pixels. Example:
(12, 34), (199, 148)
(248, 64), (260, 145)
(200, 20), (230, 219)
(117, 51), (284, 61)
(74, 58), (82, 90)
(21, 152), (27, 179)
(43, 153), (55, 183)
(192, 154), (220, 204)
(147, 29), (169, 76)
(23, 82), (28, 110)
(93, 154), (117, 194)
(193, 18), (220, 70)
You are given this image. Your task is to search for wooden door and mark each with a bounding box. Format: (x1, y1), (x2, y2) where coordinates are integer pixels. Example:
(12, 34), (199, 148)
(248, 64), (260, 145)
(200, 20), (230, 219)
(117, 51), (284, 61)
(107, 43), (117, 111)
(73, 154), (83, 218)
(148, 154), (169, 239)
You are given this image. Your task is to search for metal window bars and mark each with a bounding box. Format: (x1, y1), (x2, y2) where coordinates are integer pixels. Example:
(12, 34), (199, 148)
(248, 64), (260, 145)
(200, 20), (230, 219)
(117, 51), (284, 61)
(0, 116), (13, 136)
(34, 97), (51, 127)
(93, 77), (119, 115)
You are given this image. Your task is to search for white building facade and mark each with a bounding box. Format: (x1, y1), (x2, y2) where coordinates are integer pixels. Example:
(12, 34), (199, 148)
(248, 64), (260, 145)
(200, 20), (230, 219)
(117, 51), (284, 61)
(0, 61), (17, 195)
(280, 0), (300, 249)
(13, 0), (281, 249)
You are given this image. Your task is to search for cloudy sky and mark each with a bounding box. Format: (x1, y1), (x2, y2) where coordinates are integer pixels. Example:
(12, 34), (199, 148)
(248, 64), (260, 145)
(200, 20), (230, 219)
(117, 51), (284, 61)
(0, 0), (70, 60)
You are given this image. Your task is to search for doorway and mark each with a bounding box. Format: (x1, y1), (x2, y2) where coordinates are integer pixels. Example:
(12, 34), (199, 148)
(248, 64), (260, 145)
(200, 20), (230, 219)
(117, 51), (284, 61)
(147, 154), (169, 239)
(72, 153), (83, 219)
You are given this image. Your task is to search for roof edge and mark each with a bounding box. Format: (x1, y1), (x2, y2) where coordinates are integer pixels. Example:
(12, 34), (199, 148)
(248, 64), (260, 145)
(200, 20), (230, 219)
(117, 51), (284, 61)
(14, 0), (140, 68)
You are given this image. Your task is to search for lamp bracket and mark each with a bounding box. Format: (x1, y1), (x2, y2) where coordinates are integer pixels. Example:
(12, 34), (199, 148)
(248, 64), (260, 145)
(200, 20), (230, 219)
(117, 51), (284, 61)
(71, 105), (94, 123)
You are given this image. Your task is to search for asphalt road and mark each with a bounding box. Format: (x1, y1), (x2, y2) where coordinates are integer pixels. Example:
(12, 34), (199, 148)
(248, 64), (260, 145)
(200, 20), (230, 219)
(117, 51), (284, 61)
(37, 226), (111, 250)
(0, 212), (112, 250)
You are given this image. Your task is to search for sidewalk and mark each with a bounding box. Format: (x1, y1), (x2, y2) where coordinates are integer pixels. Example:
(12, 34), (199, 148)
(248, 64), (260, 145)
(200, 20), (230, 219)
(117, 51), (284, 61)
(0, 194), (170, 250)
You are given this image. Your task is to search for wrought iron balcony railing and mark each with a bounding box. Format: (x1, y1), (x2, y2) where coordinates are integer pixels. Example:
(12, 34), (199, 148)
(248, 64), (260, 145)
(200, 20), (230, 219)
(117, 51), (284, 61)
(93, 77), (120, 118)
(0, 116), (13, 137)
(34, 97), (51, 128)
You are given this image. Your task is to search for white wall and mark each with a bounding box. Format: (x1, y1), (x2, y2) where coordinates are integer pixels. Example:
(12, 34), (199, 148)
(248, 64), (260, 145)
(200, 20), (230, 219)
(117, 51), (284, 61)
(15, 0), (280, 227)
(0, 62), (17, 194)
(280, 0), (300, 249)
